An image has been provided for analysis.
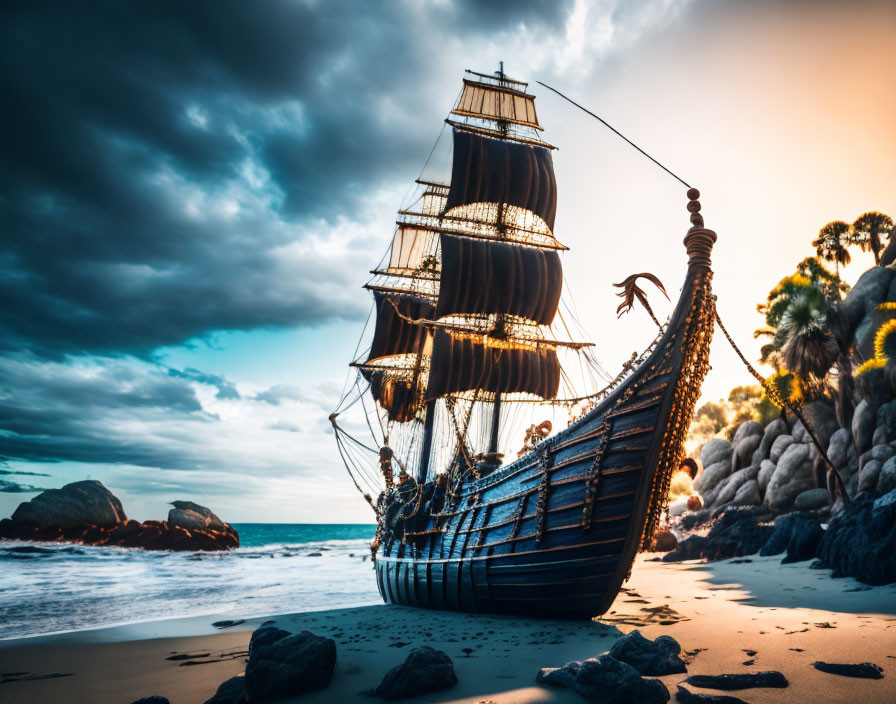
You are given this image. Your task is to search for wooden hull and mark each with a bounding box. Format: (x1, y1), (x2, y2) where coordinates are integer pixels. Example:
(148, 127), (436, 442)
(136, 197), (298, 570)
(375, 227), (716, 619)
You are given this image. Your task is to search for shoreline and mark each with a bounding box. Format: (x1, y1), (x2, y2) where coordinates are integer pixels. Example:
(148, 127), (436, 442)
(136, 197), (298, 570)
(2, 555), (894, 703)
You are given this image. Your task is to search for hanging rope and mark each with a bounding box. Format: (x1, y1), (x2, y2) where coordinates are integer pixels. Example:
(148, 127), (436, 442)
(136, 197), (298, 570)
(536, 81), (693, 190)
(713, 307), (849, 503)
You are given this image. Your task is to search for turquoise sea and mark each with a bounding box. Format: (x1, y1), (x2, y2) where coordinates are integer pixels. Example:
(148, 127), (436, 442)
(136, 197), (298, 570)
(0, 524), (378, 640)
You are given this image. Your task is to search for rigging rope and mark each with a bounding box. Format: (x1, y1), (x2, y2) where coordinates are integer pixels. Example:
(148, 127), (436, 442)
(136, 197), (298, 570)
(536, 81), (693, 190)
(713, 307), (849, 503)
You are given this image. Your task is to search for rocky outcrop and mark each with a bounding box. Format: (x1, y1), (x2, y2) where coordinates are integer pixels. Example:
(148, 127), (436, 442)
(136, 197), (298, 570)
(759, 512), (824, 563)
(663, 506), (774, 562)
(852, 400), (876, 455)
(0, 482), (238, 551)
(203, 675), (246, 704)
(10, 480), (125, 528)
(245, 623), (336, 701)
(815, 489), (896, 585)
(375, 646), (457, 700)
(168, 501), (229, 532)
(537, 654), (670, 703)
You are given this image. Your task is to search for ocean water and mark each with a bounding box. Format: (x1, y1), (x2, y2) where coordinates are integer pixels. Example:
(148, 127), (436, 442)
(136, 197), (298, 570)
(0, 523), (379, 640)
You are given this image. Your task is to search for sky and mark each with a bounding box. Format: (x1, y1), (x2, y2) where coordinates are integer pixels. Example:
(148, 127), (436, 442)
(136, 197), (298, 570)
(1, 0), (894, 522)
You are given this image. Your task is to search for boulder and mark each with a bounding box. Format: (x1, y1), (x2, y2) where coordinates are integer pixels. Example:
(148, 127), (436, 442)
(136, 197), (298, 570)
(751, 418), (787, 466)
(876, 400), (896, 444)
(711, 466), (760, 508)
(244, 623), (336, 701)
(694, 460), (730, 498)
(732, 435), (761, 473)
(827, 428), (853, 469)
(765, 444), (816, 512)
(757, 460), (776, 497)
(794, 488), (832, 511)
(731, 479), (761, 507)
(687, 495), (703, 512)
(168, 500), (229, 532)
(700, 439), (733, 473)
(375, 646), (457, 700)
(537, 654), (670, 704)
(852, 400), (876, 455)
(877, 457), (896, 494)
(608, 630), (686, 676)
(131, 698), (170, 704)
(652, 528), (678, 552)
(815, 489), (896, 585)
(769, 435), (794, 464)
(759, 512), (824, 563)
(203, 676), (246, 704)
(838, 267), (895, 355)
(10, 480), (126, 528)
(733, 421), (764, 446)
(858, 460), (883, 493)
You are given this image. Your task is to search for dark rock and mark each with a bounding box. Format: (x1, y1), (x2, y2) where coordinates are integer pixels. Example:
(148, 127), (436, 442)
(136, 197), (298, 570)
(710, 466), (759, 509)
(203, 675), (247, 704)
(244, 623), (336, 701)
(815, 489), (896, 585)
(811, 661), (884, 679)
(827, 428), (853, 468)
(212, 619), (245, 629)
(797, 400), (839, 448)
(676, 686), (750, 704)
(664, 507), (773, 562)
(680, 509), (712, 532)
(538, 654), (670, 704)
(608, 630), (686, 676)
(794, 488), (831, 511)
(759, 512), (824, 563)
(10, 480), (126, 528)
(852, 400), (876, 455)
(131, 698), (170, 704)
(536, 660), (581, 689)
(684, 671), (788, 690)
(878, 457), (896, 494)
(877, 400), (896, 444)
(839, 267), (896, 359)
(168, 500), (228, 532)
(375, 646), (457, 700)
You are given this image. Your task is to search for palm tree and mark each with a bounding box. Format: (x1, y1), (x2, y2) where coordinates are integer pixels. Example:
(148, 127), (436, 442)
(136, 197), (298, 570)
(851, 211), (894, 265)
(812, 221), (852, 275)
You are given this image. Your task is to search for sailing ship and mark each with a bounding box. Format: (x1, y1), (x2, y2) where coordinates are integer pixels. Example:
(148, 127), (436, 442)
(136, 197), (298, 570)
(331, 66), (717, 619)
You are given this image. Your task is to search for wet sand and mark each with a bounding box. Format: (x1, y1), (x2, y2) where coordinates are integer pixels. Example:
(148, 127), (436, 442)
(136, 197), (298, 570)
(2, 554), (894, 703)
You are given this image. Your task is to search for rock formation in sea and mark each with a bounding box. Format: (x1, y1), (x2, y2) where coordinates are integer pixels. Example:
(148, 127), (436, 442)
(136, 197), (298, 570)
(0, 480), (238, 551)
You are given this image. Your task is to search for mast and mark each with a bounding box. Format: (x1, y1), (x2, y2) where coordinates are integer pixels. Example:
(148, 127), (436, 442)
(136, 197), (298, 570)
(487, 62), (508, 464)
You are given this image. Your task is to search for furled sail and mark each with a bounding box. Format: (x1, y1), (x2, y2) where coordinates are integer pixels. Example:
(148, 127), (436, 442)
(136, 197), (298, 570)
(365, 371), (422, 423)
(425, 329), (560, 401)
(444, 129), (557, 231)
(436, 234), (562, 325)
(451, 78), (541, 130)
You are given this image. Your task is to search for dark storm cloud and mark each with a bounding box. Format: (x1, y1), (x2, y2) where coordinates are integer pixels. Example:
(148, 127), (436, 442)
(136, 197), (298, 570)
(0, 0), (573, 358)
(0, 356), (216, 468)
(0, 480), (46, 493)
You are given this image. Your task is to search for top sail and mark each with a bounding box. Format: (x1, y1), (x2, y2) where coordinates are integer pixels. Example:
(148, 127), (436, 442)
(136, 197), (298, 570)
(451, 75), (542, 130)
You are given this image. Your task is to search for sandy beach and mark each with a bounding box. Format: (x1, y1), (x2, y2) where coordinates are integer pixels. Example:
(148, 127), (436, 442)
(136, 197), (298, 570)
(2, 554), (894, 704)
